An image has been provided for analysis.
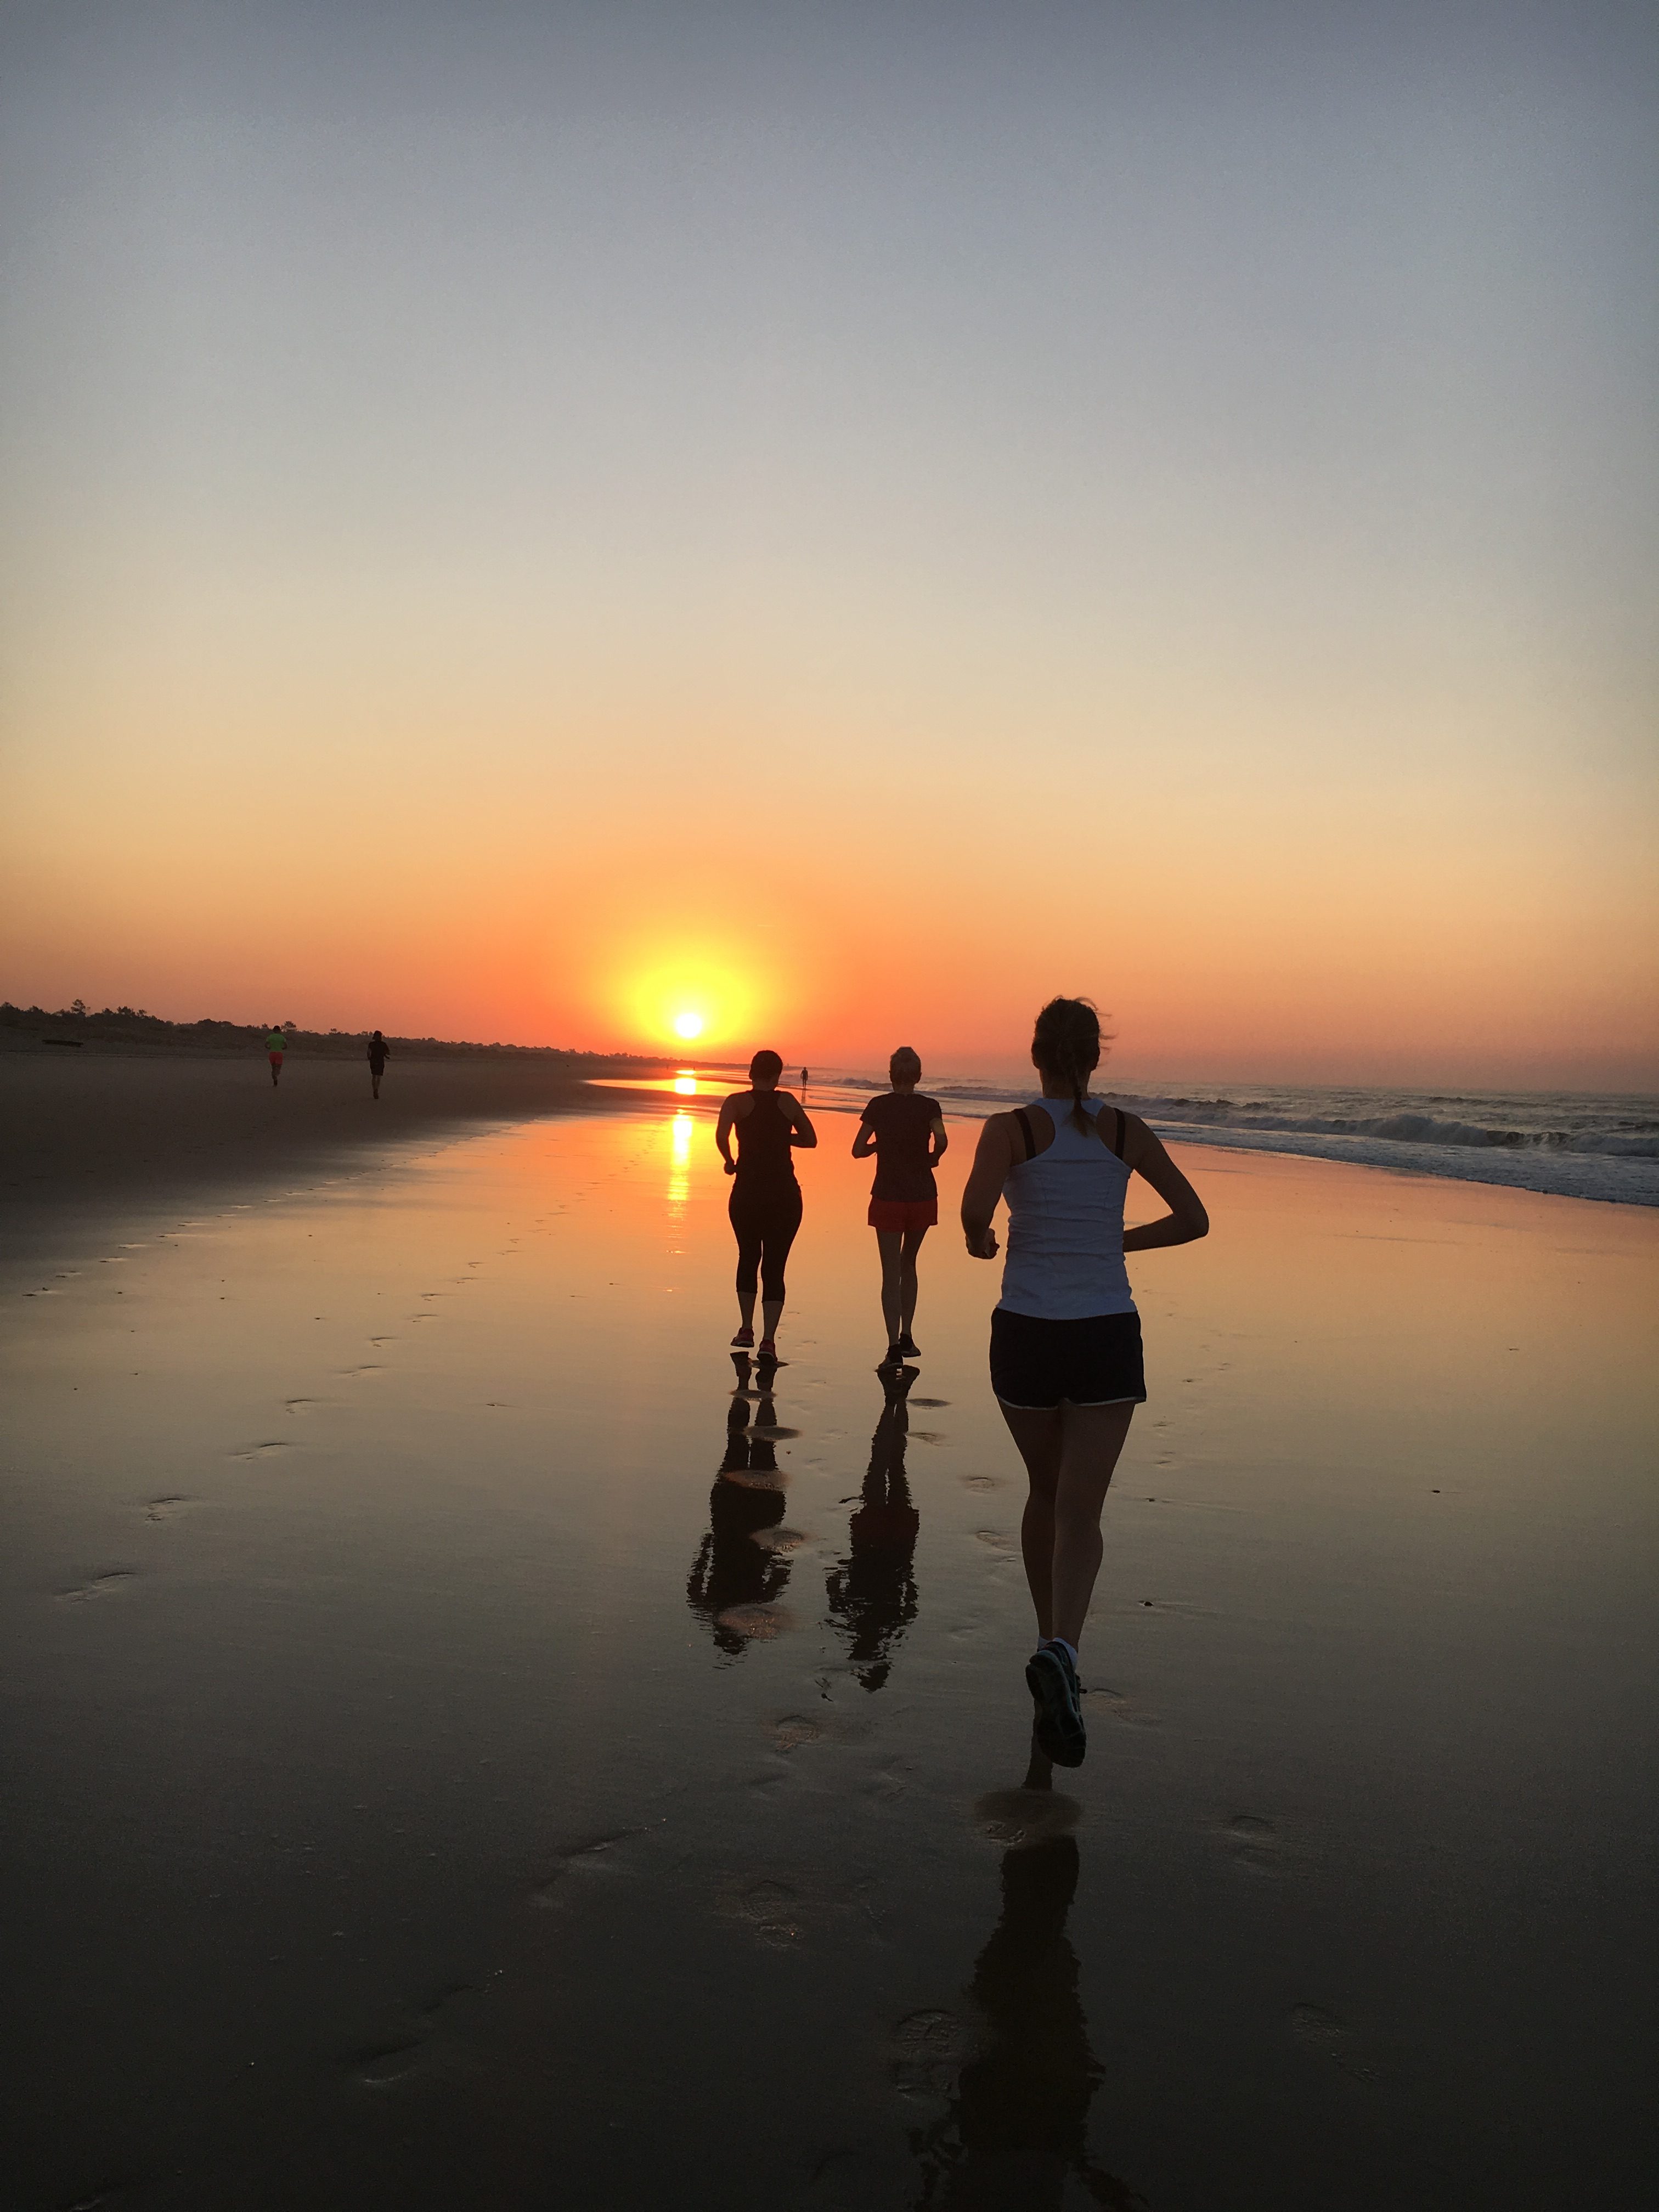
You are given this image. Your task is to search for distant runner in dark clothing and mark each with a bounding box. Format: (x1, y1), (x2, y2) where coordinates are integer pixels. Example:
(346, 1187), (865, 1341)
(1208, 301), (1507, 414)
(852, 1046), (947, 1366)
(715, 1049), (817, 1361)
(367, 1030), (390, 1099)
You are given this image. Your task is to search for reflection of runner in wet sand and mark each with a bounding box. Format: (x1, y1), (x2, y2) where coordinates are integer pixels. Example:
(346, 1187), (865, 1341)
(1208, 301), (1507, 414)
(961, 997), (1207, 1767)
(909, 1821), (1144, 2210)
(853, 1046), (947, 1366)
(686, 1353), (792, 1659)
(825, 1364), (921, 1692)
(716, 1050), (817, 1359)
(264, 1024), (286, 1087)
(366, 1029), (390, 1099)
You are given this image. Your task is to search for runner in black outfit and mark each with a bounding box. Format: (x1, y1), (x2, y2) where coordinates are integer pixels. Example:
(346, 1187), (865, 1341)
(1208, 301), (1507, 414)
(367, 1030), (390, 1099)
(715, 1049), (817, 1360)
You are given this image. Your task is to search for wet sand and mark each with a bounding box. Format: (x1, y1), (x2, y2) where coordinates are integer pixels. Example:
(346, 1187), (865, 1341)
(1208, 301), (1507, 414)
(0, 1052), (640, 1275)
(4, 1103), (1656, 2209)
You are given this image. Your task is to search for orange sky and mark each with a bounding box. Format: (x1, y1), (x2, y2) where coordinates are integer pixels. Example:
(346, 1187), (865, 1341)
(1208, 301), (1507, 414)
(3, 5), (1655, 1090)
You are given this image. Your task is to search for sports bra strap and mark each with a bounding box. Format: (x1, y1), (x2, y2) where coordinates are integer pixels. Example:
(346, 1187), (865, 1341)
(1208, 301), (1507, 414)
(1013, 1107), (1037, 1163)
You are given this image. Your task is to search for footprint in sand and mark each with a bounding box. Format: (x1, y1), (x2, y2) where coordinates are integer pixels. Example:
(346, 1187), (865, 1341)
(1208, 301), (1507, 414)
(958, 1474), (1007, 1492)
(714, 1602), (794, 1640)
(891, 2010), (974, 2096)
(1222, 1813), (1286, 1872)
(231, 1441), (296, 1462)
(750, 1527), (810, 1553)
(283, 1398), (329, 1415)
(769, 1715), (823, 1753)
(973, 1787), (1082, 1849)
(529, 1830), (640, 1910)
(144, 1496), (193, 1522)
(1289, 2003), (1376, 2081)
(910, 1397), (950, 1408)
(735, 1879), (804, 1946)
(59, 1570), (135, 1602)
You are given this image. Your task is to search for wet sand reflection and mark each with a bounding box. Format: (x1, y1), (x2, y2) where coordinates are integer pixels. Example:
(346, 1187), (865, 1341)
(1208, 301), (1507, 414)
(686, 1352), (795, 1657)
(825, 1363), (922, 1692)
(909, 1764), (1143, 2210)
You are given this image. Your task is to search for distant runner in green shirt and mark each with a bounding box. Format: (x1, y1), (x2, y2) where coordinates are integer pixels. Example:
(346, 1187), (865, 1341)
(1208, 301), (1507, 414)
(265, 1026), (286, 1087)
(367, 1030), (390, 1099)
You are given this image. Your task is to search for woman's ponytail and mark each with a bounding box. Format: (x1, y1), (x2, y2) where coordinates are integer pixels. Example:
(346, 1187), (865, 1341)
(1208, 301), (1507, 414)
(1031, 997), (1105, 1133)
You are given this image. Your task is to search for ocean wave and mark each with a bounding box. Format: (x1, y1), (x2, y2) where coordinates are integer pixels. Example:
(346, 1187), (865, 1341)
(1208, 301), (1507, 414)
(915, 1085), (1659, 1161)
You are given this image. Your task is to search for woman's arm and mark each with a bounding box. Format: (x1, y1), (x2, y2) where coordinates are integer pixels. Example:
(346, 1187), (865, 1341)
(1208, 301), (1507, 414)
(780, 1091), (819, 1148)
(851, 1109), (877, 1159)
(1121, 1119), (1209, 1250)
(715, 1094), (740, 1173)
(960, 1114), (1017, 1259)
(928, 1112), (949, 1165)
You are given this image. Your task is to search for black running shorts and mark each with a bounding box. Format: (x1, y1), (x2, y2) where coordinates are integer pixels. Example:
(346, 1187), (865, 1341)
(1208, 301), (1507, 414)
(990, 1308), (1146, 1410)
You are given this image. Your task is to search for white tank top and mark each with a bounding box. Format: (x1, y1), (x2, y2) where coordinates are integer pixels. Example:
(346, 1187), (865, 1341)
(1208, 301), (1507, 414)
(997, 1097), (1136, 1321)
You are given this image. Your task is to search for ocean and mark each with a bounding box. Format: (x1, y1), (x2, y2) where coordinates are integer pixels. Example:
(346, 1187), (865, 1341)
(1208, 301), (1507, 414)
(803, 1073), (1659, 1208)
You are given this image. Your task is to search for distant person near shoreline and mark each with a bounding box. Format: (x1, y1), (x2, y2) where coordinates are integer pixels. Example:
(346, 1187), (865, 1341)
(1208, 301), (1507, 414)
(265, 1025), (286, 1087)
(368, 1030), (390, 1099)
(716, 1050), (817, 1362)
(960, 996), (1209, 1767)
(852, 1046), (948, 1367)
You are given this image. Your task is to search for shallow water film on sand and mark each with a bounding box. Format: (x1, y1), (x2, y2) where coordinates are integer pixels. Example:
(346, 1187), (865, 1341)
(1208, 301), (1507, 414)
(5, 1107), (1657, 2209)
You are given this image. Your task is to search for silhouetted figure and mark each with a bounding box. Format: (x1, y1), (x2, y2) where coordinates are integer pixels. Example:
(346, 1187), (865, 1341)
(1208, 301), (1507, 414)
(800, 1066), (809, 1087)
(686, 1355), (793, 1660)
(960, 998), (1208, 1768)
(716, 1049), (817, 1359)
(909, 1818), (1145, 2209)
(825, 1364), (921, 1691)
(264, 1024), (286, 1087)
(367, 1029), (390, 1099)
(854, 1046), (948, 1365)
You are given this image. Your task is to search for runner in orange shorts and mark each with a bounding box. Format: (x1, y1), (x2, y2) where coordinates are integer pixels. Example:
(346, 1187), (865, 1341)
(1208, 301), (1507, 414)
(851, 1046), (948, 1368)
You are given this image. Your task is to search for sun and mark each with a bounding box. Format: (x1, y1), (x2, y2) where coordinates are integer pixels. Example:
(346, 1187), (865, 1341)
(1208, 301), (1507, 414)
(673, 1010), (704, 1040)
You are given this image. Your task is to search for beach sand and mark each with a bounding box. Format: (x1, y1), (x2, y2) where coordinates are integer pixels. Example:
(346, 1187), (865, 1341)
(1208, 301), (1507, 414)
(0, 1051), (641, 1277)
(4, 1096), (1655, 2209)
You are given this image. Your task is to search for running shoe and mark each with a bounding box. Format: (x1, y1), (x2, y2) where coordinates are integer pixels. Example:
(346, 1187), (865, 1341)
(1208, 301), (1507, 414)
(1025, 1644), (1086, 1768)
(895, 1333), (921, 1358)
(731, 1327), (754, 1348)
(879, 1342), (905, 1369)
(756, 1338), (778, 1361)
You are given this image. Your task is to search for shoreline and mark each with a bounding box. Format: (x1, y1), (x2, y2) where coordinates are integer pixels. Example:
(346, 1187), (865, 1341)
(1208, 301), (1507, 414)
(0, 1052), (649, 1280)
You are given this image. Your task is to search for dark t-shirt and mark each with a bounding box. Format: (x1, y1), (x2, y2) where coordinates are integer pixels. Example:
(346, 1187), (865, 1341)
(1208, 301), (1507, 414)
(860, 1091), (941, 1202)
(368, 1037), (389, 1069)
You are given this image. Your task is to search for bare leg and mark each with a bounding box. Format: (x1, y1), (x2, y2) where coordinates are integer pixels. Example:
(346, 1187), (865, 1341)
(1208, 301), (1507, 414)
(998, 1400), (1135, 1649)
(875, 1231), (904, 1344)
(899, 1224), (928, 1334)
(737, 1290), (757, 1332)
(760, 1297), (783, 1341)
(998, 1403), (1064, 1640)
(1049, 1403), (1135, 1647)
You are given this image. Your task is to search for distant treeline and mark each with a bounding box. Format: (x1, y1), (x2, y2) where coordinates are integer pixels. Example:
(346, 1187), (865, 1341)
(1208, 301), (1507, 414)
(0, 1002), (676, 1071)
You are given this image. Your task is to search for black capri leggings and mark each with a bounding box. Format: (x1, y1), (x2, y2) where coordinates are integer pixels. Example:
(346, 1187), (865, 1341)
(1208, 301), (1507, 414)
(729, 1179), (803, 1303)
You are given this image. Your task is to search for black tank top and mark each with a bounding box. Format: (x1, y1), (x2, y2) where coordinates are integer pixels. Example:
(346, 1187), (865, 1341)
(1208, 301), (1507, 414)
(733, 1090), (797, 1188)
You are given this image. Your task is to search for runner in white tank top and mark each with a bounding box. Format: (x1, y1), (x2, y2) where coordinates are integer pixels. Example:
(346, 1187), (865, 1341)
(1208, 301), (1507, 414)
(960, 998), (1209, 1771)
(998, 1094), (1135, 1321)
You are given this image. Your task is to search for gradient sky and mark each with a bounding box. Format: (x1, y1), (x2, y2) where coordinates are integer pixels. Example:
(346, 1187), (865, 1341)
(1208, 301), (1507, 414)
(3, 1), (1655, 1086)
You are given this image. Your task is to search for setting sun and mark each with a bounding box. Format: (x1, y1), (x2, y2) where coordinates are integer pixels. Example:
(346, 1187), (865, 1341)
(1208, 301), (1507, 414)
(673, 1011), (704, 1040)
